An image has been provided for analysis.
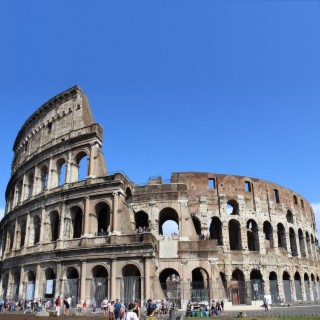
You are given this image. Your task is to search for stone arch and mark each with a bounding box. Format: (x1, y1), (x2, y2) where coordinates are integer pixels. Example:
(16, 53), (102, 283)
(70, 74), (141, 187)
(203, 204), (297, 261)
(32, 215), (41, 245)
(282, 271), (292, 303)
(159, 207), (179, 236)
(134, 211), (149, 231)
(277, 223), (286, 249)
(95, 202), (111, 236)
(75, 150), (89, 181)
(16, 179), (23, 206)
(159, 268), (180, 305)
(293, 271), (302, 301)
(122, 264), (141, 303)
(250, 269), (264, 300)
(227, 199), (239, 215)
(311, 234), (315, 260)
(209, 216), (223, 245)
(230, 269), (245, 305)
(191, 267), (209, 302)
(91, 265), (109, 305)
(40, 165), (49, 191)
(304, 273), (311, 302)
(19, 219), (26, 248)
(70, 206), (83, 239)
(57, 157), (67, 187)
(263, 221), (273, 249)
(247, 219), (259, 251)
(27, 171), (34, 199)
(26, 270), (36, 300)
(44, 267), (56, 298)
(64, 267), (79, 305)
(2, 273), (9, 300)
(269, 271), (279, 303)
(289, 227), (298, 256)
(49, 210), (60, 242)
(286, 210), (294, 224)
(298, 229), (306, 257)
(12, 271), (20, 300)
(229, 219), (242, 250)
(192, 215), (201, 236)
(306, 232), (312, 258)
(125, 187), (132, 202)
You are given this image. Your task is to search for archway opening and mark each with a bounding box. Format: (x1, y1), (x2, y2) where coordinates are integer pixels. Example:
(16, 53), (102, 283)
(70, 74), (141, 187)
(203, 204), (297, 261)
(122, 264), (141, 304)
(91, 266), (109, 305)
(209, 217), (223, 245)
(159, 208), (179, 236)
(96, 202), (110, 236)
(159, 268), (181, 307)
(229, 219), (241, 250)
(134, 211), (149, 232)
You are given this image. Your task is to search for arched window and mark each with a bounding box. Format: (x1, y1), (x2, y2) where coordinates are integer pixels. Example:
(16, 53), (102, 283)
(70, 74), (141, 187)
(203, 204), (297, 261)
(50, 211), (60, 242)
(283, 271), (292, 303)
(231, 269), (245, 305)
(70, 206), (83, 238)
(209, 217), (223, 245)
(250, 269), (264, 300)
(64, 267), (79, 306)
(263, 221), (273, 249)
(159, 268), (180, 307)
(122, 264), (141, 303)
(306, 232), (312, 257)
(134, 211), (149, 231)
(91, 265), (109, 304)
(159, 208), (179, 236)
(192, 215), (201, 236)
(247, 219), (259, 251)
(125, 187), (132, 202)
(16, 180), (23, 206)
(19, 220), (26, 248)
(289, 228), (298, 256)
(40, 166), (48, 191)
(286, 210), (294, 224)
(277, 223), (286, 249)
(33, 215), (41, 245)
(57, 159), (67, 186)
(226, 200), (239, 215)
(269, 272), (279, 304)
(294, 272), (302, 301)
(229, 219), (241, 250)
(95, 202), (110, 236)
(45, 268), (56, 298)
(304, 273), (311, 302)
(12, 272), (20, 301)
(298, 229), (306, 257)
(191, 268), (209, 302)
(76, 152), (88, 181)
(27, 173), (34, 198)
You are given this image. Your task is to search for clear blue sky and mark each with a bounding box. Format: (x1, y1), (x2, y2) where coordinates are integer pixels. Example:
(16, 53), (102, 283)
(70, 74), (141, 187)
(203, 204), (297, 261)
(0, 1), (320, 234)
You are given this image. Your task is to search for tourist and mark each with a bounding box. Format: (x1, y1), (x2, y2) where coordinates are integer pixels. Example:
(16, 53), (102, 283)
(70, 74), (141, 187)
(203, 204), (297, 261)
(63, 295), (70, 316)
(101, 297), (109, 316)
(55, 296), (61, 316)
(126, 303), (138, 320)
(82, 299), (87, 314)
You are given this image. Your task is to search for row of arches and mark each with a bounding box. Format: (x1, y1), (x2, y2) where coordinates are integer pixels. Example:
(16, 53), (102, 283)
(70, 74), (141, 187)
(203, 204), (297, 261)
(8, 152), (89, 211)
(2, 202), (111, 252)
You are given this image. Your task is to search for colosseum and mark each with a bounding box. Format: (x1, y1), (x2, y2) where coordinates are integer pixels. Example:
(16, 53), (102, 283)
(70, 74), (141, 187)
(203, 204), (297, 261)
(0, 85), (319, 309)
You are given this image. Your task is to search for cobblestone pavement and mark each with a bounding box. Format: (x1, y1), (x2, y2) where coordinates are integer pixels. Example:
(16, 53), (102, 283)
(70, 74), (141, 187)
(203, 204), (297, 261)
(2, 304), (320, 319)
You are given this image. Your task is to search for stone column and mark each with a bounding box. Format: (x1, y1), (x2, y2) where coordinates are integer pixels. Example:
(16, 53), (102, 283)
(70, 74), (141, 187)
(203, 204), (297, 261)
(13, 219), (19, 251)
(56, 262), (62, 297)
(88, 141), (98, 178)
(290, 278), (296, 302)
(83, 197), (91, 236)
(144, 257), (151, 302)
(301, 278), (306, 302)
(47, 157), (54, 190)
(178, 200), (188, 239)
(18, 266), (25, 299)
(40, 207), (46, 243)
(111, 259), (117, 300)
(22, 173), (28, 203)
(80, 261), (87, 302)
(258, 228), (266, 254)
(34, 264), (42, 300)
(112, 192), (119, 233)
(24, 213), (31, 248)
(65, 149), (72, 184)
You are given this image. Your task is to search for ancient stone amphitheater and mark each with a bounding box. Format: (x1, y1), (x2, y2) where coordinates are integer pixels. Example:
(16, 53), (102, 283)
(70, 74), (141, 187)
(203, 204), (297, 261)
(1, 86), (319, 308)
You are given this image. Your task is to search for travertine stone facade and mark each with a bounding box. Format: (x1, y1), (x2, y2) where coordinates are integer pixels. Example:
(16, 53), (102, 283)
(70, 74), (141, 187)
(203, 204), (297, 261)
(1, 86), (319, 308)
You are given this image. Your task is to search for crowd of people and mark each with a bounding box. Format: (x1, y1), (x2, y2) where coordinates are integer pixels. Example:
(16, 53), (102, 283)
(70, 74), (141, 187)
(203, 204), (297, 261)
(186, 300), (225, 317)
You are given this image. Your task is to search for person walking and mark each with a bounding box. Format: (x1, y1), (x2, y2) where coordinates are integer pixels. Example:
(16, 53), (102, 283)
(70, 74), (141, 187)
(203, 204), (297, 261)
(263, 297), (269, 312)
(126, 303), (138, 320)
